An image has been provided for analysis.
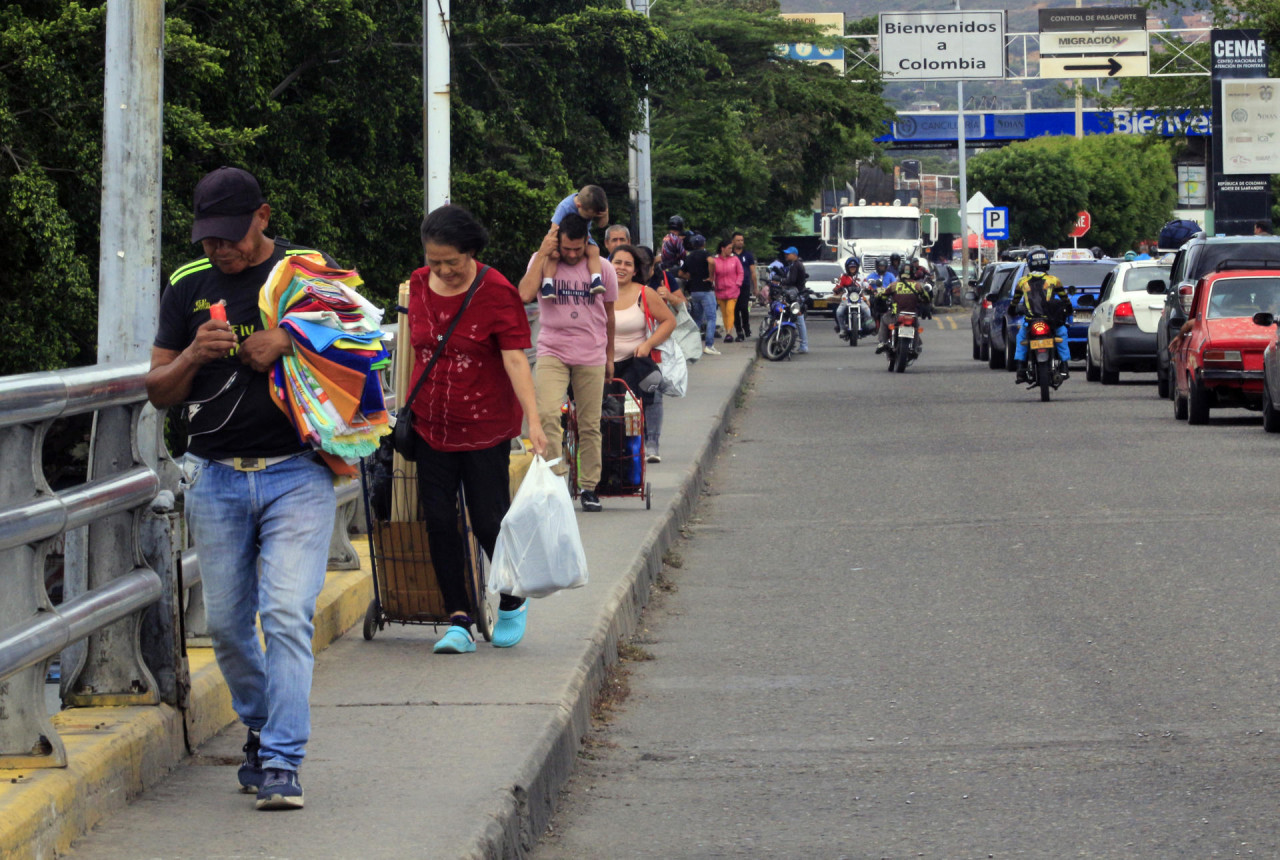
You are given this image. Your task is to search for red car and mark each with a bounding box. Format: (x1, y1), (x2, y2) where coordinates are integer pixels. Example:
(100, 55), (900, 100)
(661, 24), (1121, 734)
(1171, 270), (1280, 424)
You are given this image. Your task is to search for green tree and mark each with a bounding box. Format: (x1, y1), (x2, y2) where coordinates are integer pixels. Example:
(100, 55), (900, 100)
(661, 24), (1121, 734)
(967, 143), (1090, 247)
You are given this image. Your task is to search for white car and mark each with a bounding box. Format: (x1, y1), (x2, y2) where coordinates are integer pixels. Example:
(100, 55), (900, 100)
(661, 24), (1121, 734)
(802, 261), (847, 318)
(1084, 259), (1172, 384)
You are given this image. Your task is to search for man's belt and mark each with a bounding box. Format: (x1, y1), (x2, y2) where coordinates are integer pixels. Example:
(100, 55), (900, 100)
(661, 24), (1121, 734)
(211, 454), (299, 472)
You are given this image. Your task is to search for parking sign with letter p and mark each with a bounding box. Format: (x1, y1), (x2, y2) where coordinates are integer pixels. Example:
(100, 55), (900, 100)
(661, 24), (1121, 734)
(983, 207), (1009, 240)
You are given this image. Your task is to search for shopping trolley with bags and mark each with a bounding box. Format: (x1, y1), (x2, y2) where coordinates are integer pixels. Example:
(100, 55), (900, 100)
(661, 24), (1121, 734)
(563, 378), (652, 509)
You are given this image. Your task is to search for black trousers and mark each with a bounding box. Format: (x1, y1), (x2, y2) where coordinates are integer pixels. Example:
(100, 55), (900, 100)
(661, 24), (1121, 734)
(414, 437), (522, 615)
(734, 287), (752, 334)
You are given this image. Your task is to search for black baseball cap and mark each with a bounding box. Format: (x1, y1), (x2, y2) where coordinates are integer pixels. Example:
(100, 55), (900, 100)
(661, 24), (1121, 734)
(191, 167), (267, 243)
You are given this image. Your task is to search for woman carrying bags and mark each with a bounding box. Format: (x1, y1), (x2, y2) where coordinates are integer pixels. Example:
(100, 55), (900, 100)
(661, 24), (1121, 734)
(407, 204), (546, 655)
(609, 244), (675, 462)
(710, 237), (744, 346)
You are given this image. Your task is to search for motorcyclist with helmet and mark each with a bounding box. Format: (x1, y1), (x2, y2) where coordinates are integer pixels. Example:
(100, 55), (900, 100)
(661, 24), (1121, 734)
(875, 263), (931, 353)
(834, 256), (861, 339)
(888, 253), (903, 279)
(1010, 246), (1072, 382)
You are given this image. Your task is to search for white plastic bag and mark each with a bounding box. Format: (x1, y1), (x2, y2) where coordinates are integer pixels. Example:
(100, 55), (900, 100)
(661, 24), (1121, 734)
(655, 338), (688, 397)
(488, 456), (589, 598)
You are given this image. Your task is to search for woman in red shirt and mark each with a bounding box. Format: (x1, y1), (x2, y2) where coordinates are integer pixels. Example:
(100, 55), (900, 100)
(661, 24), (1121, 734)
(408, 205), (546, 654)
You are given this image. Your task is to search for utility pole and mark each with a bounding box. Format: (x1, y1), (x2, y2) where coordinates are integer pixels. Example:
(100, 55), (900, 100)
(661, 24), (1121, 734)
(424, 0), (451, 216)
(629, 0), (655, 248)
(956, 0), (970, 285)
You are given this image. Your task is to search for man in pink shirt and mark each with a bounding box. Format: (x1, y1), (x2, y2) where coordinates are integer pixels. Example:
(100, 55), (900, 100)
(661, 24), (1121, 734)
(519, 213), (617, 511)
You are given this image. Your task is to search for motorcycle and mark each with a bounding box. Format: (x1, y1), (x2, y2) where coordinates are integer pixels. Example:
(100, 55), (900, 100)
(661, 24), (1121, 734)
(884, 310), (921, 373)
(837, 285), (875, 347)
(757, 282), (807, 362)
(1018, 313), (1066, 401)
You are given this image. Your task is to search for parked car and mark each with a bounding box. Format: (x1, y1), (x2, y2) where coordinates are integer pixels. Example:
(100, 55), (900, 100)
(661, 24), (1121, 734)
(931, 262), (961, 306)
(1171, 270), (1280, 424)
(1084, 260), (1171, 383)
(967, 262), (1020, 364)
(802, 261), (847, 318)
(994, 259), (1115, 371)
(1154, 234), (1280, 399)
(1254, 311), (1280, 432)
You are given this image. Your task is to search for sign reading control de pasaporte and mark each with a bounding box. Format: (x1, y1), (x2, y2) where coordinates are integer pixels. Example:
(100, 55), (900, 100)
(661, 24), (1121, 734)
(879, 11), (1006, 81)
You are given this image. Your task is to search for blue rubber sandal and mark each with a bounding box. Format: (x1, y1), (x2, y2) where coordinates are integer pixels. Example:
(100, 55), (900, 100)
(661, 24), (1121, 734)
(491, 604), (528, 648)
(433, 625), (476, 654)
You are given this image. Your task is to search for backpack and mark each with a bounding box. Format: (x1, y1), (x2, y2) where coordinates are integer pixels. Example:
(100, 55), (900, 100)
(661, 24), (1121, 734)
(1158, 219), (1201, 251)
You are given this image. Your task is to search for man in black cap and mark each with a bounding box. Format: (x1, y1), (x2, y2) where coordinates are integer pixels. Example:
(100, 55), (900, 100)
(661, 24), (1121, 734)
(146, 166), (338, 811)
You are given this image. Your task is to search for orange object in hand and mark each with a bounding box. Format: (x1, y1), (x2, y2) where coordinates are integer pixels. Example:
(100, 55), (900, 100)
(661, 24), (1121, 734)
(209, 301), (227, 323)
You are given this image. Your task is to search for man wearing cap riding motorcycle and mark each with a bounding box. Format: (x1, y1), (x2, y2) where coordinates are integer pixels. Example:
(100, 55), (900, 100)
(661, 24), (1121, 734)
(875, 260), (931, 353)
(1010, 245), (1072, 383)
(146, 166), (338, 812)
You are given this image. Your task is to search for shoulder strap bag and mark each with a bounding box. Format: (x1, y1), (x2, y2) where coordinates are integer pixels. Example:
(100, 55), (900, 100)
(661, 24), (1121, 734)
(392, 265), (490, 458)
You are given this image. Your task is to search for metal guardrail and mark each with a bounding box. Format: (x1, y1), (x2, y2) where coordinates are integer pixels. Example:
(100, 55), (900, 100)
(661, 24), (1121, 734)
(0, 332), (390, 768)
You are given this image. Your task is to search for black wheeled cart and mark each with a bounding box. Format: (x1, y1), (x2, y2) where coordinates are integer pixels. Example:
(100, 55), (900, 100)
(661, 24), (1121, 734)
(359, 460), (493, 642)
(564, 378), (652, 509)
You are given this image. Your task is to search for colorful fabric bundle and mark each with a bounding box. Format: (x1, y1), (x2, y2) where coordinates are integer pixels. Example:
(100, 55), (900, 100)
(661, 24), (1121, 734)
(259, 254), (392, 475)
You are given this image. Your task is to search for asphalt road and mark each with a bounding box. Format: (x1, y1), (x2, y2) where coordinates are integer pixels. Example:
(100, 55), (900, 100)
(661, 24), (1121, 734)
(533, 316), (1280, 859)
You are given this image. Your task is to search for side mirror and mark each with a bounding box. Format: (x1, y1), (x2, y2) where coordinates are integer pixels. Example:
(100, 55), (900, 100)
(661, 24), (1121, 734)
(964, 290), (978, 301)
(1178, 285), (1194, 315)
(1146, 279), (1167, 295)
(1254, 312), (1275, 327)
(985, 292), (999, 302)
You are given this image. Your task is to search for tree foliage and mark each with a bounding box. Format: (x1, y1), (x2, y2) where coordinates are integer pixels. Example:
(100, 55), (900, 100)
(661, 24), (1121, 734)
(0, 0), (893, 374)
(968, 135), (1176, 252)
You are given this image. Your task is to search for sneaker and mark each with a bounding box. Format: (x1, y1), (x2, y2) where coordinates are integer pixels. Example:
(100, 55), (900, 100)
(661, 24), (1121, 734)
(433, 625), (476, 654)
(875, 343), (887, 354)
(1059, 365), (1071, 380)
(796, 348), (809, 354)
(723, 335), (733, 344)
(580, 489), (603, 512)
(646, 453), (661, 464)
(735, 333), (745, 342)
(255, 768), (304, 810)
(589, 283), (606, 295)
(539, 284), (555, 300)
(238, 728), (262, 793)
(702, 346), (720, 355)
(491, 604), (528, 648)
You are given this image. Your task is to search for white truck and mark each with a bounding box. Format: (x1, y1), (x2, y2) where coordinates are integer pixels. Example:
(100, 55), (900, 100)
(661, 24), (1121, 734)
(820, 201), (935, 273)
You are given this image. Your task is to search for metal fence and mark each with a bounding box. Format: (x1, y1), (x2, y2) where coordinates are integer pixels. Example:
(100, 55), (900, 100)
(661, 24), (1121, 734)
(0, 348), (381, 769)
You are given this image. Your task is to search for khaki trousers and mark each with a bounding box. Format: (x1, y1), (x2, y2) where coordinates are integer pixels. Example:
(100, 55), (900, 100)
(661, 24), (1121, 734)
(534, 356), (606, 491)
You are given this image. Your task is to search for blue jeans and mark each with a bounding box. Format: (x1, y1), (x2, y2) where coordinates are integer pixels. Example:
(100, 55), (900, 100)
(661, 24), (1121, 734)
(183, 451), (336, 772)
(1013, 322), (1070, 363)
(795, 314), (809, 351)
(688, 291), (718, 348)
(644, 388), (663, 454)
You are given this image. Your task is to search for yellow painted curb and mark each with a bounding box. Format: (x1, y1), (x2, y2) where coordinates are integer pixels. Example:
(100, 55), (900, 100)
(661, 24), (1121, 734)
(0, 558), (373, 860)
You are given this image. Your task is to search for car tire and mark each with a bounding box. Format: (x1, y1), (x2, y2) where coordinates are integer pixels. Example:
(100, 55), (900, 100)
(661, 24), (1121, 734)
(1085, 345), (1101, 382)
(1187, 376), (1210, 425)
(1005, 334), (1018, 372)
(1264, 381), (1280, 433)
(1174, 387), (1188, 420)
(972, 335), (981, 360)
(987, 340), (1003, 370)
(1099, 348), (1119, 385)
(1156, 361), (1170, 399)
(979, 339), (990, 362)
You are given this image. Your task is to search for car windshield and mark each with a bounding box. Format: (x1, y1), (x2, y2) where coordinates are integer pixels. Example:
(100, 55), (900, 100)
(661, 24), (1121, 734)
(806, 263), (844, 283)
(1047, 261), (1114, 289)
(1122, 266), (1171, 292)
(1204, 277), (1280, 319)
(843, 217), (917, 240)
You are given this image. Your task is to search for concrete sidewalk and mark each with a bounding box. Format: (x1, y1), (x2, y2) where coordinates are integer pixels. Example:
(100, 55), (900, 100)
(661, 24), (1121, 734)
(35, 346), (755, 860)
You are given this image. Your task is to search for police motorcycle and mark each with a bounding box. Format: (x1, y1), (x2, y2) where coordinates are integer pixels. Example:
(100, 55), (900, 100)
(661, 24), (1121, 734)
(884, 305), (922, 373)
(1018, 311), (1068, 401)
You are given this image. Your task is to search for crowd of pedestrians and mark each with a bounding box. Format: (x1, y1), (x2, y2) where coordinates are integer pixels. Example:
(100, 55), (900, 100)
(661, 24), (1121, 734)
(149, 166), (759, 812)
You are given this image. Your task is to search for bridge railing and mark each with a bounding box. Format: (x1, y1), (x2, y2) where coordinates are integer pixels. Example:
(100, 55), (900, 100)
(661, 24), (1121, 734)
(0, 325), (397, 769)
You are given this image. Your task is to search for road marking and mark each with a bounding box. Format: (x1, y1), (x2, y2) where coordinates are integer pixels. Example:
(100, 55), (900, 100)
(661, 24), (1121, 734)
(933, 317), (958, 330)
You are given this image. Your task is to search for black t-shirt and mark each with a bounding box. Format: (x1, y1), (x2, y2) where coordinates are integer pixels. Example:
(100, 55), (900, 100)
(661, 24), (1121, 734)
(683, 249), (712, 292)
(155, 240), (335, 459)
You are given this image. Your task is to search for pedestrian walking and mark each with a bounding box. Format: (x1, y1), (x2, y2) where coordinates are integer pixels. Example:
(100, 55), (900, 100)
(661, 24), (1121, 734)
(147, 166), (338, 811)
(678, 234), (718, 355)
(406, 204), (547, 655)
(731, 232), (756, 341)
(640, 245), (687, 462)
(710, 237), (744, 346)
(609, 244), (675, 464)
(518, 213), (617, 512)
